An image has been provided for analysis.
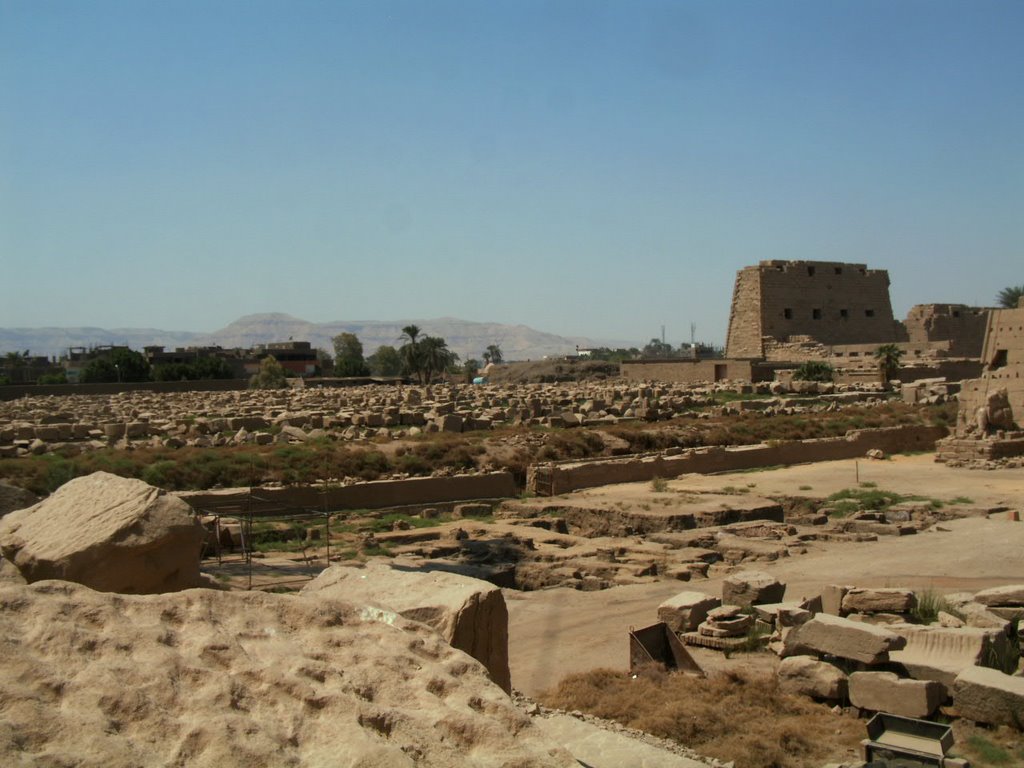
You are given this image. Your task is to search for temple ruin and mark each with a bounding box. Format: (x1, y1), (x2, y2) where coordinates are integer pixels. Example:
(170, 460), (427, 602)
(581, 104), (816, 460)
(937, 297), (1024, 464)
(726, 261), (901, 359)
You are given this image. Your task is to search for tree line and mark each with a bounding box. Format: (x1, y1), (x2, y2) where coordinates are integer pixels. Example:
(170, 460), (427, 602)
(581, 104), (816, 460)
(328, 326), (502, 384)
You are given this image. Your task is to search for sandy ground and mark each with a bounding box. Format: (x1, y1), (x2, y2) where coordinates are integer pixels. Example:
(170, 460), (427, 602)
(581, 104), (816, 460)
(507, 455), (1024, 697)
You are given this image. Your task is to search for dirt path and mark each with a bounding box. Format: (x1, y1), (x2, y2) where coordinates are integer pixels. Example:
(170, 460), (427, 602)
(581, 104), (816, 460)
(507, 457), (1024, 697)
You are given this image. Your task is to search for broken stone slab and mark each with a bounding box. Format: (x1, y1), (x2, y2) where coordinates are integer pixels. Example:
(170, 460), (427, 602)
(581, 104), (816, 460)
(778, 655), (848, 701)
(707, 604), (743, 620)
(973, 584), (1024, 607)
(842, 587), (917, 615)
(657, 591), (721, 633)
(303, 560), (511, 693)
(0, 472), (206, 594)
(783, 613), (907, 665)
(698, 614), (752, 638)
(753, 602), (812, 627)
(952, 665), (1024, 729)
(888, 622), (1019, 688)
(721, 570), (786, 608)
(943, 593), (1012, 633)
(822, 584), (853, 616)
(849, 671), (945, 718)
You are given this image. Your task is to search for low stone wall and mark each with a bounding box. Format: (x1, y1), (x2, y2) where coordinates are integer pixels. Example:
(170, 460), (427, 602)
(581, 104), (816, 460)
(527, 425), (947, 496)
(0, 379), (247, 401)
(181, 472), (518, 513)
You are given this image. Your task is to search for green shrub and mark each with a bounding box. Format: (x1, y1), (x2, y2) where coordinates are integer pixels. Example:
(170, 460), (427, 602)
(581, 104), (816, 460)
(912, 589), (964, 625)
(792, 361), (834, 382)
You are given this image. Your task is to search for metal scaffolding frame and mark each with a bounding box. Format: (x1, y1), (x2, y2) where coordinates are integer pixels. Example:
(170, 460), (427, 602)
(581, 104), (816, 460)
(186, 488), (335, 591)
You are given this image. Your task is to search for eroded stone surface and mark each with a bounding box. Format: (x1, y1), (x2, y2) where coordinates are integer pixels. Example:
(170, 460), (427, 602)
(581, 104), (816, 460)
(778, 656), (847, 701)
(0, 580), (575, 768)
(304, 560), (511, 693)
(953, 665), (1024, 729)
(848, 671), (945, 718)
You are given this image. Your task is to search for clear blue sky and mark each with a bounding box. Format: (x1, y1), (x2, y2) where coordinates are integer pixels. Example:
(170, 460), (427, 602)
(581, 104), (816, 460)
(2, 0), (1021, 346)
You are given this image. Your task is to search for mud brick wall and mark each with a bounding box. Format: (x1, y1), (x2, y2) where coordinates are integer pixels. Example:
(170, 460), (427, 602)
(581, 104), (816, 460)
(182, 472), (518, 512)
(528, 425), (947, 495)
(726, 260), (902, 358)
(619, 359), (764, 383)
(0, 379), (247, 401)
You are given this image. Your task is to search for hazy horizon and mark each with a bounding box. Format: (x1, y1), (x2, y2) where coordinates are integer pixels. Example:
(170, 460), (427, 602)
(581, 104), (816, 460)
(3, 1), (1021, 348)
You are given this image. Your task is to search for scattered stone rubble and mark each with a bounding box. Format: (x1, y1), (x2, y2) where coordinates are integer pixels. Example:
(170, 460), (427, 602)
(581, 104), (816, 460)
(0, 379), (900, 459)
(652, 579), (1024, 731)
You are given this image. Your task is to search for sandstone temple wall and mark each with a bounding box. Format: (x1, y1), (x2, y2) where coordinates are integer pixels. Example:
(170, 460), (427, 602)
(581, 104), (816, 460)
(958, 304), (1024, 423)
(904, 304), (990, 358)
(181, 472), (518, 512)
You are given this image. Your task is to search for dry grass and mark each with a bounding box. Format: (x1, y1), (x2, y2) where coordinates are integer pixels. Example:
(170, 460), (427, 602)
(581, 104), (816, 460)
(538, 667), (863, 768)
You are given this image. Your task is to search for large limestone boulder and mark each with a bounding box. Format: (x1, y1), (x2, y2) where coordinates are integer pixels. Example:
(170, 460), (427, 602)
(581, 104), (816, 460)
(777, 656), (847, 701)
(304, 560), (511, 693)
(848, 671), (945, 718)
(722, 570), (786, 608)
(657, 590), (721, 633)
(783, 613), (906, 664)
(0, 580), (575, 768)
(0, 472), (206, 594)
(953, 665), (1024, 729)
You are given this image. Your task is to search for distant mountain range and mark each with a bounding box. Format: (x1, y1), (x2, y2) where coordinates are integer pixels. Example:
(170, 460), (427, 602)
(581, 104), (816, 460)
(0, 314), (635, 363)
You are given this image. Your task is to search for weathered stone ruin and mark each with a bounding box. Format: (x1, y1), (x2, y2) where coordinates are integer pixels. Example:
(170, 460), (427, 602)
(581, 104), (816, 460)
(937, 299), (1024, 466)
(726, 260), (902, 359)
(652, 578), (1024, 735)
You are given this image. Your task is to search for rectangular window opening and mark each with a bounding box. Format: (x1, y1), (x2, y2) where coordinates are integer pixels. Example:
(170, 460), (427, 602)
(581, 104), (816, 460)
(812, 308), (822, 320)
(839, 309), (848, 319)
(807, 266), (816, 276)
(783, 308), (793, 319)
(865, 309), (875, 318)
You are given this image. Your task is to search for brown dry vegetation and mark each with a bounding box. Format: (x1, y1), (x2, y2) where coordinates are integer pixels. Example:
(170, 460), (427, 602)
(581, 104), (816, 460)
(539, 667), (864, 768)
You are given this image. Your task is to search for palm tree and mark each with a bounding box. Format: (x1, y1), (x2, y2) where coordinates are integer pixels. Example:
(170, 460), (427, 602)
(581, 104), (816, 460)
(418, 336), (458, 383)
(399, 324), (422, 382)
(997, 285), (1024, 309)
(485, 344), (503, 365)
(874, 344), (904, 384)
